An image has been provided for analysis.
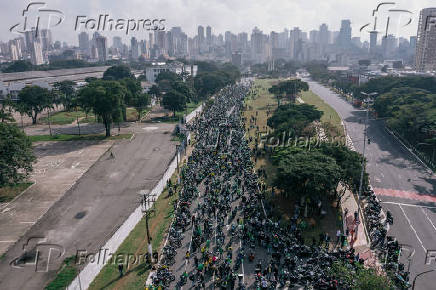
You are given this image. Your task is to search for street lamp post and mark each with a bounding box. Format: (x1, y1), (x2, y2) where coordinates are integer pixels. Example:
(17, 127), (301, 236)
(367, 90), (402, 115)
(358, 92), (378, 199)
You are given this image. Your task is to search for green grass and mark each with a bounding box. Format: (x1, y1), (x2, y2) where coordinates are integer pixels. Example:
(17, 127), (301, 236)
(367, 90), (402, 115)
(301, 90), (345, 138)
(45, 256), (78, 290)
(29, 133), (132, 143)
(0, 182), (33, 203)
(150, 102), (202, 123)
(39, 110), (96, 125)
(89, 173), (180, 289)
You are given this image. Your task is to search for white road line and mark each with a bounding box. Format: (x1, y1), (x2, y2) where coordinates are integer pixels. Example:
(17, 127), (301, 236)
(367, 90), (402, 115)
(19, 221), (35, 224)
(382, 201), (436, 210)
(422, 208), (436, 233)
(0, 240), (15, 243)
(398, 204), (427, 253)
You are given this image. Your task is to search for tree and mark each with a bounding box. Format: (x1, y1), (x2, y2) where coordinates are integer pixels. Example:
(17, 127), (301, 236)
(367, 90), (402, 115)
(330, 261), (393, 290)
(53, 80), (76, 111)
(267, 103), (323, 137)
(2, 60), (33, 73)
(171, 80), (194, 103)
(0, 96), (15, 123)
(0, 123), (36, 186)
(17, 86), (53, 124)
(132, 93), (150, 121)
(149, 85), (160, 97)
(316, 143), (368, 193)
(268, 79), (309, 104)
(162, 90), (186, 117)
(119, 78), (142, 120)
(78, 80), (126, 137)
(103, 65), (133, 80)
(273, 149), (341, 199)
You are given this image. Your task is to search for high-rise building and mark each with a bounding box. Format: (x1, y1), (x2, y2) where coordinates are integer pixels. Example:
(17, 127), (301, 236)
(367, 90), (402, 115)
(198, 25), (205, 44)
(337, 20), (351, 48)
(369, 31), (378, 55)
(309, 30), (319, 43)
(251, 27), (266, 64)
(78, 32), (90, 55)
(39, 29), (52, 51)
(95, 36), (107, 61)
(206, 26), (212, 45)
(112, 36), (122, 50)
(382, 34), (397, 58)
(415, 8), (436, 71)
(30, 40), (44, 65)
(351, 37), (361, 48)
(270, 31), (279, 48)
(24, 29), (35, 53)
(131, 37), (140, 59)
(290, 27), (303, 60)
(9, 43), (19, 61)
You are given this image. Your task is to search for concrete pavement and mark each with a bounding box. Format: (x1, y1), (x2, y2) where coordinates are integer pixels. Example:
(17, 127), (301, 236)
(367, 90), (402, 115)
(0, 122), (177, 290)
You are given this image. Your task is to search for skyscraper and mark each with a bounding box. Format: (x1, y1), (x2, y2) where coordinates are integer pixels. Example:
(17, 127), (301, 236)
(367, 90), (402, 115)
(30, 40), (44, 65)
(198, 25), (205, 44)
(415, 8), (436, 72)
(337, 20), (351, 48)
(78, 32), (90, 55)
(206, 26), (212, 45)
(319, 24), (329, 55)
(39, 29), (52, 51)
(131, 37), (140, 59)
(112, 36), (122, 50)
(369, 30), (378, 55)
(95, 36), (107, 62)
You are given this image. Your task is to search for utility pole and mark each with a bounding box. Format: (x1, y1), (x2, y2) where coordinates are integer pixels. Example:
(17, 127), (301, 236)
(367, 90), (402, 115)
(358, 92), (377, 199)
(141, 190), (156, 262)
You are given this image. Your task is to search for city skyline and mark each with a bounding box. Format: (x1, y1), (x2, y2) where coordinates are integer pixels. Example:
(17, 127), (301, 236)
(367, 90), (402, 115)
(1, 0), (435, 44)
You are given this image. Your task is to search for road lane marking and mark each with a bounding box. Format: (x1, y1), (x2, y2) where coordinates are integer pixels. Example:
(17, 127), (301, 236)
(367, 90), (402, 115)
(422, 208), (436, 233)
(382, 201), (436, 210)
(398, 204), (427, 253)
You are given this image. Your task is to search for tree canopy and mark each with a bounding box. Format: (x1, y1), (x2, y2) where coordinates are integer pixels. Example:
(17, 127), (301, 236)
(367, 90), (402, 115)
(77, 80), (126, 136)
(103, 65), (134, 80)
(267, 103), (323, 137)
(53, 80), (76, 111)
(0, 123), (36, 186)
(17, 86), (53, 124)
(272, 148), (341, 199)
(162, 90), (187, 116)
(268, 79), (309, 103)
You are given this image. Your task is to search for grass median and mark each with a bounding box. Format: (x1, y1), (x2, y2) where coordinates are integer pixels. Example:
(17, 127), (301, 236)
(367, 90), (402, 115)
(300, 90), (344, 139)
(244, 79), (342, 245)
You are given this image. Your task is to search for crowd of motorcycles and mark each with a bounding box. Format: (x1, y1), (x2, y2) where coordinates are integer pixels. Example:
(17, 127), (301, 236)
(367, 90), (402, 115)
(148, 80), (409, 289)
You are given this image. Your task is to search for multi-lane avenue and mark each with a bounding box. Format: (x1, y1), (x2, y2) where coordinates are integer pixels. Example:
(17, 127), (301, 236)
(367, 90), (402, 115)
(305, 79), (436, 289)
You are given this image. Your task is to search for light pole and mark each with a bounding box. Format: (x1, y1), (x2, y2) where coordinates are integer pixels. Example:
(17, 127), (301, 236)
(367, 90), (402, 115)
(358, 92), (378, 199)
(141, 190), (156, 263)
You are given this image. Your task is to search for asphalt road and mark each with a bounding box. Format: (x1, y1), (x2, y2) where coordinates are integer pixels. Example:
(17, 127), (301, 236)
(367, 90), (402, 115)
(305, 79), (436, 289)
(0, 123), (177, 290)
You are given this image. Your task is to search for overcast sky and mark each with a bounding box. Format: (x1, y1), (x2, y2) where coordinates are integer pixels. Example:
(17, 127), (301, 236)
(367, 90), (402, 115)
(2, 0), (435, 45)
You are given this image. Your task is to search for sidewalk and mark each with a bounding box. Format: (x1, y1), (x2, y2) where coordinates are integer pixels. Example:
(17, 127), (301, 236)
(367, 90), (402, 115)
(338, 183), (368, 248)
